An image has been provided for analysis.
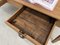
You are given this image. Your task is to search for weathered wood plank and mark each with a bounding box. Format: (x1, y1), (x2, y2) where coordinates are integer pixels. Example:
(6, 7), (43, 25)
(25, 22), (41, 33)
(12, 10), (53, 44)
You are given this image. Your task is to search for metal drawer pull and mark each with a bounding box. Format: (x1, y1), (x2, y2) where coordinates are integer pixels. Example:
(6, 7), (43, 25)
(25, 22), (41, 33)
(18, 31), (25, 38)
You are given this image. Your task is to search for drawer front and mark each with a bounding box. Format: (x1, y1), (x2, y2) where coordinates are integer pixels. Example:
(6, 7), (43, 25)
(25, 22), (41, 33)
(6, 6), (55, 45)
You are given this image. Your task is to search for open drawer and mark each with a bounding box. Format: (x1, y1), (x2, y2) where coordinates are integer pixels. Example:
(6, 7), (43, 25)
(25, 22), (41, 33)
(6, 6), (56, 45)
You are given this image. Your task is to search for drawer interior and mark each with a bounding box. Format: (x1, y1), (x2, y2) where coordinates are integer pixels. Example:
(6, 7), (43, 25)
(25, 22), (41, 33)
(6, 6), (55, 45)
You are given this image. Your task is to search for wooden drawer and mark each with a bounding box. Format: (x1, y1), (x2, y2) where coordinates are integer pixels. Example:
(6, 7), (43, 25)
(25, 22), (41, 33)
(0, 0), (7, 6)
(6, 6), (55, 45)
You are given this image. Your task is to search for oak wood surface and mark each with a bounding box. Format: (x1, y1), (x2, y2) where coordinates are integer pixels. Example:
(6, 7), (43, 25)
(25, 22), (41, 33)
(12, 8), (54, 45)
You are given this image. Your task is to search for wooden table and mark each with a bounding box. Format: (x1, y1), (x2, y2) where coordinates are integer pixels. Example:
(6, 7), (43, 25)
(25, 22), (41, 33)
(7, 0), (60, 20)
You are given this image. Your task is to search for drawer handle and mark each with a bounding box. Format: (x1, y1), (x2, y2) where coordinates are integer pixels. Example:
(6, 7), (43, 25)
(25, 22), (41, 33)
(18, 31), (26, 38)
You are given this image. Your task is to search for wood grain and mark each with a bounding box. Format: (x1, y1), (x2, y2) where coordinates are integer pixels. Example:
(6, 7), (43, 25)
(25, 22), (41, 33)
(6, 6), (55, 45)
(13, 10), (53, 44)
